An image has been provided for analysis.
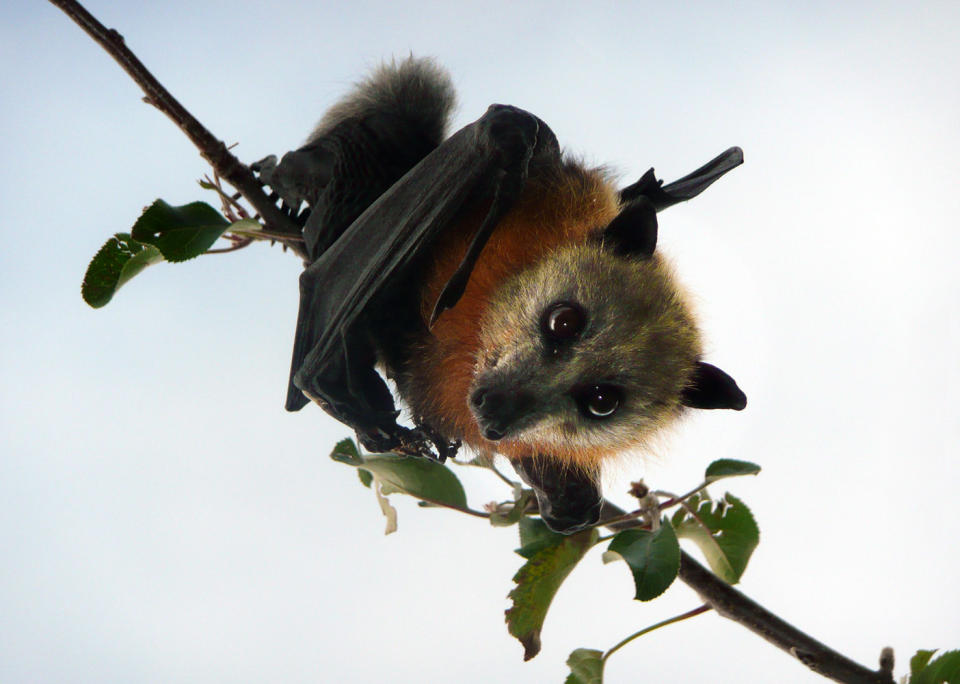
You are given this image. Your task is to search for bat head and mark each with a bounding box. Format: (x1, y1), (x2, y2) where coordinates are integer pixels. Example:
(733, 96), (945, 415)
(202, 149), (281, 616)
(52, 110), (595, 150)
(472, 242), (709, 459)
(469, 232), (744, 533)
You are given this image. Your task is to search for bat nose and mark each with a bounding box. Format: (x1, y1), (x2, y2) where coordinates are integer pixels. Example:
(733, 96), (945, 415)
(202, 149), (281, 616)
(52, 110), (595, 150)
(470, 386), (535, 441)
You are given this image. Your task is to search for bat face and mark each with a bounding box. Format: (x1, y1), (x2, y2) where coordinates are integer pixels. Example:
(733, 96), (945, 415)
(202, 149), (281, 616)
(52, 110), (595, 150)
(469, 241), (701, 468)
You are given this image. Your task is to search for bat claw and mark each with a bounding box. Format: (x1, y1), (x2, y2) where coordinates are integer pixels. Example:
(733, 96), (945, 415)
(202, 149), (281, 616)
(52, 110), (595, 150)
(397, 429), (444, 462)
(358, 423), (458, 464)
(412, 421), (461, 463)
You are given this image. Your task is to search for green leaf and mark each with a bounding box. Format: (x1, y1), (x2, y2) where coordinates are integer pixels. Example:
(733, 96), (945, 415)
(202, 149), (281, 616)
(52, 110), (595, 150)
(673, 493), (759, 583)
(913, 650), (960, 684)
(564, 648), (605, 684)
(330, 438), (363, 466)
(516, 517), (565, 559)
(607, 520), (680, 601)
(506, 526), (598, 661)
(82, 232), (164, 308)
(131, 199), (229, 262)
(357, 469), (373, 488)
(913, 650), (939, 677)
(362, 454), (467, 508)
(329, 440), (467, 509)
(705, 459), (761, 482)
(489, 489), (535, 527)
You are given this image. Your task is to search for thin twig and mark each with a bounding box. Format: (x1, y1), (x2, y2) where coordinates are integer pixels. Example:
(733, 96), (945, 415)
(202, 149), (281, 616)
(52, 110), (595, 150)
(416, 496), (491, 519)
(203, 174), (251, 221)
(205, 240), (253, 255)
(48, 0), (307, 260)
(655, 479), (712, 510)
(489, 461), (520, 487)
(594, 506), (644, 528)
(602, 604), (712, 663)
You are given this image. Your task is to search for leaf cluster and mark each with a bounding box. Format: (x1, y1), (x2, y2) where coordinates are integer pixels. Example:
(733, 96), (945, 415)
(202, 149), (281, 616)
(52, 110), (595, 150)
(328, 439), (768, 677)
(82, 198), (273, 308)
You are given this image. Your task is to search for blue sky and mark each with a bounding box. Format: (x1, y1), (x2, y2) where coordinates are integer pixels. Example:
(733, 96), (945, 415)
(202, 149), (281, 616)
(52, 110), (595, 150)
(2, 1), (958, 682)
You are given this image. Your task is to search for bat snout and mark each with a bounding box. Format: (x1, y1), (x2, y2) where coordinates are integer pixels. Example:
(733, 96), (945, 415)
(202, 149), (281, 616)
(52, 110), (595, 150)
(470, 385), (536, 441)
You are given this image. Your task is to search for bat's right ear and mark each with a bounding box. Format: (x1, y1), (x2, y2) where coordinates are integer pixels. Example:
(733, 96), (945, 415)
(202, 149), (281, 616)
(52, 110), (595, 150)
(601, 196), (658, 258)
(682, 362), (747, 411)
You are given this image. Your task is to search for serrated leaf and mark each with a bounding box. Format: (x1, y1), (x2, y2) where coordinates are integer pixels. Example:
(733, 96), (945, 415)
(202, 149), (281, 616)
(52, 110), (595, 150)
(506, 526), (598, 661)
(913, 650), (960, 684)
(82, 232), (164, 308)
(131, 199), (229, 262)
(564, 648), (604, 684)
(329, 442), (466, 509)
(607, 520), (681, 601)
(674, 493), (759, 583)
(705, 459), (761, 482)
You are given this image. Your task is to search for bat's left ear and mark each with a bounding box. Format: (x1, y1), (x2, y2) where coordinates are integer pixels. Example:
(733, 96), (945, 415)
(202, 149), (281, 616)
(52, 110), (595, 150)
(682, 362), (747, 410)
(601, 197), (658, 258)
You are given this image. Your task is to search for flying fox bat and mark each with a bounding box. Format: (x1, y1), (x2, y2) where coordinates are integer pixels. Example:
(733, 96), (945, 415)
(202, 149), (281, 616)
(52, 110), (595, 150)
(255, 57), (746, 533)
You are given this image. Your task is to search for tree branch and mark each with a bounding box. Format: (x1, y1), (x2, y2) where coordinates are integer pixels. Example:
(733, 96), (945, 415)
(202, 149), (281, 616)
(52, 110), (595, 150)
(599, 502), (895, 684)
(48, 0), (306, 258)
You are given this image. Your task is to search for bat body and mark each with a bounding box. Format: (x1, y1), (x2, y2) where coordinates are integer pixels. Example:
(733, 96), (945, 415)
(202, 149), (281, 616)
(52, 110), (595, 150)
(257, 58), (746, 532)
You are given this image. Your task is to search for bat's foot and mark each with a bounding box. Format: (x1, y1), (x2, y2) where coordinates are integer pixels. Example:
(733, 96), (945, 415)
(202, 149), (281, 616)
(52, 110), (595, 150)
(415, 421), (461, 463)
(357, 424), (459, 463)
(397, 429), (442, 461)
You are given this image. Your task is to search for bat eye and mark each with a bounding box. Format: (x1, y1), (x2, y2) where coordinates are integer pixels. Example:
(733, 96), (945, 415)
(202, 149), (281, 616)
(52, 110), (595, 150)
(542, 303), (585, 341)
(577, 384), (621, 419)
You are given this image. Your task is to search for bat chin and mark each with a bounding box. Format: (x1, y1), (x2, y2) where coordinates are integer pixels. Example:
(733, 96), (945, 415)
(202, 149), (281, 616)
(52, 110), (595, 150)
(539, 503), (603, 535)
(512, 455), (604, 534)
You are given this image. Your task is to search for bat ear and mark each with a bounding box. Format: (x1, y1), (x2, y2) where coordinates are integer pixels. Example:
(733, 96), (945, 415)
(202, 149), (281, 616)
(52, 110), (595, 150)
(601, 197), (658, 258)
(682, 362), (747, 410)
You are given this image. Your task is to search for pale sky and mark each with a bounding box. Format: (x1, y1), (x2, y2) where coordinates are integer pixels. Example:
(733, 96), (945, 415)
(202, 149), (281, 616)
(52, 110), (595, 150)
(2, 1), (958, 682)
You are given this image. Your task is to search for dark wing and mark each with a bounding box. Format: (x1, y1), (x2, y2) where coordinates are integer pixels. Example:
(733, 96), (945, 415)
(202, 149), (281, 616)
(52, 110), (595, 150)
(286, 105), (556, 455)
